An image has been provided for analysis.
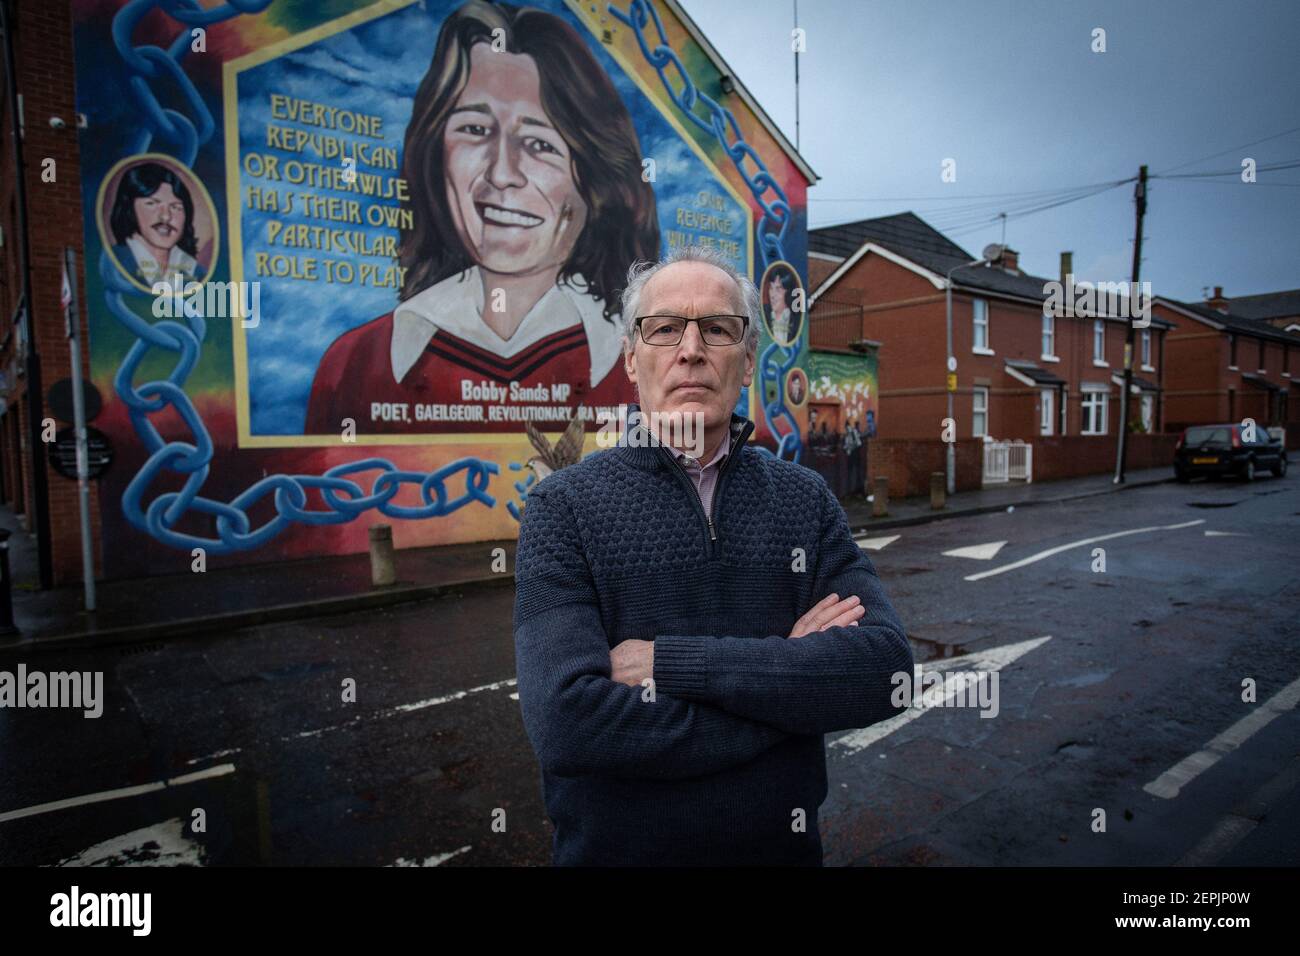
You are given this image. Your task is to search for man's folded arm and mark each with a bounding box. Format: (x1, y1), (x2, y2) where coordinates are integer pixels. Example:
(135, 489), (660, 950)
(653, 479), (914, 736)
(513, 483), (793, 780)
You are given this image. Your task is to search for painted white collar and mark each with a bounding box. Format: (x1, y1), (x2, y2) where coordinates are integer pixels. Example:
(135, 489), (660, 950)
(390, 266), (624, 387)
(127, 234), (199, 285)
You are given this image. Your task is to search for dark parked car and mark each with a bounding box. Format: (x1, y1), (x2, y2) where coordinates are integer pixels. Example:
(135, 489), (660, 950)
(1174, 423), (1287, 482)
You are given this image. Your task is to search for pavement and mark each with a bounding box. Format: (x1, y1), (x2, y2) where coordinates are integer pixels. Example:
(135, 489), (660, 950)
(0, 464), (1171, 652)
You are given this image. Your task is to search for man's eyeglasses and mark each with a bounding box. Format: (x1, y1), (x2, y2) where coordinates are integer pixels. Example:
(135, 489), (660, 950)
(636, 314), (749, 347)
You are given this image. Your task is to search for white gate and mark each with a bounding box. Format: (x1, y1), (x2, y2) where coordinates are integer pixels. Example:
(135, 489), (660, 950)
(983, 440), (1033, 485)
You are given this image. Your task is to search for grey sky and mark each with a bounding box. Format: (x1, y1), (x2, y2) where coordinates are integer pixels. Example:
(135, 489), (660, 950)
(679, 0), (1300, 302)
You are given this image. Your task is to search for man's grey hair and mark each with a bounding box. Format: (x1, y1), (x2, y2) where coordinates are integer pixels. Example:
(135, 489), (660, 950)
(620, 245), (761, 353)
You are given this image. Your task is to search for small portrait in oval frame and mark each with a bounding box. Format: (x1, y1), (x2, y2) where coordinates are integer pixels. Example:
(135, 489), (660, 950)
(96, 153), (220, 295)
(759, 260), (804, 348)
(786, 367), (808, 406)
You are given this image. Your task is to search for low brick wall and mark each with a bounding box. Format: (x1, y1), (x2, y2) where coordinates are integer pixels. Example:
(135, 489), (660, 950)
(1033, 434), (1178, 482)
(866, 439), (982, 499)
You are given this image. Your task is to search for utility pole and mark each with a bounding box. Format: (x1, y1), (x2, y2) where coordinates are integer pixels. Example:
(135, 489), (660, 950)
(1114, 164), (1148, 484)
(793, 0), (801, 151)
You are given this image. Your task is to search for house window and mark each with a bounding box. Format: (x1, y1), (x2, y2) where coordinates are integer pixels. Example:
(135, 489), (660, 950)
(1258, 339), (1266, 372)
(1041, 313), (1055, 358)
(973, 298), (990, 352)
(1140, 329), (1152, 369)
(1229, 334), (1237, 368)
(1040, 388), (1054, 436)
(1092, 320), (1106, 364)
(1285, 345), (1291, 376)
(972, 386), (988, 437)
(1081, 387), (1108, 435)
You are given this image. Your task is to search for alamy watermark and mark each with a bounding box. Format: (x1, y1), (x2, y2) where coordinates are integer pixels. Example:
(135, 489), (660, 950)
(595, 404), (707, 458)
(0, 664), (103, 718)
(151, 271), (262, 328)
(1043, 273), (1152, 327)
(891, 666), (999, 718)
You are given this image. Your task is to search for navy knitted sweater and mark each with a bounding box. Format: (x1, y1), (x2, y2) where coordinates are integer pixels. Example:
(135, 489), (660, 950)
(512, 404), (913, 866)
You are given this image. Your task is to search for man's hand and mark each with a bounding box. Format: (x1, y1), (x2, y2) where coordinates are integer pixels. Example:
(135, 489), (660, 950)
(610, 639), (655, 687)
(789, 593), (863, 638)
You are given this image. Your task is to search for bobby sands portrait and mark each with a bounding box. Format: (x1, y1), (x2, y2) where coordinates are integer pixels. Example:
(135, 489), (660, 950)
(763, 266), (801, 346)
(305, 0), (659, 435)
(109, 161), (207, 288)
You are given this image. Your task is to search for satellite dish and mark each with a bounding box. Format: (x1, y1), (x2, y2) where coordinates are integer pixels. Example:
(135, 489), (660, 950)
(982, 243), (1005, 262)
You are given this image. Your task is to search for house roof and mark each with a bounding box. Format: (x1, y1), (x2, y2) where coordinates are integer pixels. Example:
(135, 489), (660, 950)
(1240, 372), (1283, 392)
(1005, 360), (1066, 387)
(811, 212), (1172, 327)
(1224, 288), (1300, 321)
(1157, 297), (1300, 346)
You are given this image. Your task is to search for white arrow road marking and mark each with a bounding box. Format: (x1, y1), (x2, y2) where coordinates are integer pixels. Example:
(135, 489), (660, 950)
(855, 534), (900, 551)
(1204, 530), (1248, 537)
(963, 519), (1206, 582)
(942, 540), (1007, 561)
(1143, 674), (1300, 800)
(54, 818), (205, 867)
(0, 763), (236, 824)
(829, 636), (1052, 756)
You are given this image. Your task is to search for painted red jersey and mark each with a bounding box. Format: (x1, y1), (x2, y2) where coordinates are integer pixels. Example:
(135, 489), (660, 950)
(305, 312), (636, 435)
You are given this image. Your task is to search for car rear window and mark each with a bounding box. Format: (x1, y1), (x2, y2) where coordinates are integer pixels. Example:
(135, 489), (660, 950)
(1184, 426), (1231, 444)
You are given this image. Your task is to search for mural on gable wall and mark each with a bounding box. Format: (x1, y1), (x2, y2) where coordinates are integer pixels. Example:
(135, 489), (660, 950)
(72, 0), (809, 576)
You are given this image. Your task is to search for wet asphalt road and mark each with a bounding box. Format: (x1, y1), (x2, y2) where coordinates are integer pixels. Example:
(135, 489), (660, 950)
(1, 473), (1297, 866)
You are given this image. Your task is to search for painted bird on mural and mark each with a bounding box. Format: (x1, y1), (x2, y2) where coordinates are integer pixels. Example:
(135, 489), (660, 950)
(524, 413), (587, 482)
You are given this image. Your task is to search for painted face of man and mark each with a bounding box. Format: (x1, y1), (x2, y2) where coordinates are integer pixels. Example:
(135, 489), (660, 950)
(624, 260), (755, 441)
(133, 182), (186, 253)
(443, 42), (589, 277)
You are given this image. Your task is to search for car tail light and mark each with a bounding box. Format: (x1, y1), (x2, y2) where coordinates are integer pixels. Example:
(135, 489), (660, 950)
(1231, 428), (1241, 448)
(1176, 430), (1185, 451)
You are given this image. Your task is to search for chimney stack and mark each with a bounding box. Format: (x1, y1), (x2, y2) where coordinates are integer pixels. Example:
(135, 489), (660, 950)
(1060, 251), (1073, 283)
(1207, 285), (1229, 313)
(997, 247), (1020, 274)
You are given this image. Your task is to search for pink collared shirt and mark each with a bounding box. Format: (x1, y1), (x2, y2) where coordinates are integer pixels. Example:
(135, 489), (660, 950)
(672, 434), (730, 517)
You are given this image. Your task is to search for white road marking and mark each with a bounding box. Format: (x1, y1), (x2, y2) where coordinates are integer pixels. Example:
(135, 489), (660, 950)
(855, 534), (900, 551)
(391, 845), (473, 867)
(1143, 675), (1300, 800)
(291, 678), (518, 740)
(830, 636), (1052, 756)
(942, 540), (1007, 561)
(963, 519), (1206, 582)
(1204, 530), (1248, 537)
(184, 748), (240, 766)
(0, 763), (236, 824)
(54, 818), (205, 867)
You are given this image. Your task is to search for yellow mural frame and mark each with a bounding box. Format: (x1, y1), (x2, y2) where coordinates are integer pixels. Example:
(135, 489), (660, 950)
(223, 0), (754, 449)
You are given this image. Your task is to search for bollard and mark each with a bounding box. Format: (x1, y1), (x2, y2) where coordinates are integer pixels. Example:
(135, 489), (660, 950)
(369, 524), (396, 587)
(0, 530), (16, 636)
(872, 476), (889, 518)
(930, 471), (946, 510)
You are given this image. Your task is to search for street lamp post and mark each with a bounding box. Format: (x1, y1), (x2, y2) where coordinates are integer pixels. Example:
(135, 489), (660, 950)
(944, 255), (995, 495)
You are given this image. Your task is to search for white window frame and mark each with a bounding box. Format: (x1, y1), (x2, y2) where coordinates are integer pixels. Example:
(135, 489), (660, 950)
(1081, 386), (1108, 435)
(1039, 388), (1054, 436)
(972, 385), (989, 437)
(1140, 328), (1153, 370)
(1140, 393), (1154, 432)
(1092, 319), (1107, 366)
(1041, 313), (1057, 361)
(972, 298), (993, 354)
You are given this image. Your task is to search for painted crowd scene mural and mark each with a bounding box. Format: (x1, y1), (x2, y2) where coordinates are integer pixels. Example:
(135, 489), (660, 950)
(72, 0), (819, 575)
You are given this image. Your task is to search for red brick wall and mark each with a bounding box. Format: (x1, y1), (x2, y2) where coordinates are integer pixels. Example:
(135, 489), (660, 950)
(1033, 433), (1178, 482)
(866, 438), (982, 498)
(0, 1), (103, 585)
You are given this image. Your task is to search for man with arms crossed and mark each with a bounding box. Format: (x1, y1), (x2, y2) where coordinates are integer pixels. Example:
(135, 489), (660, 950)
(513, 245), (912, 866)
